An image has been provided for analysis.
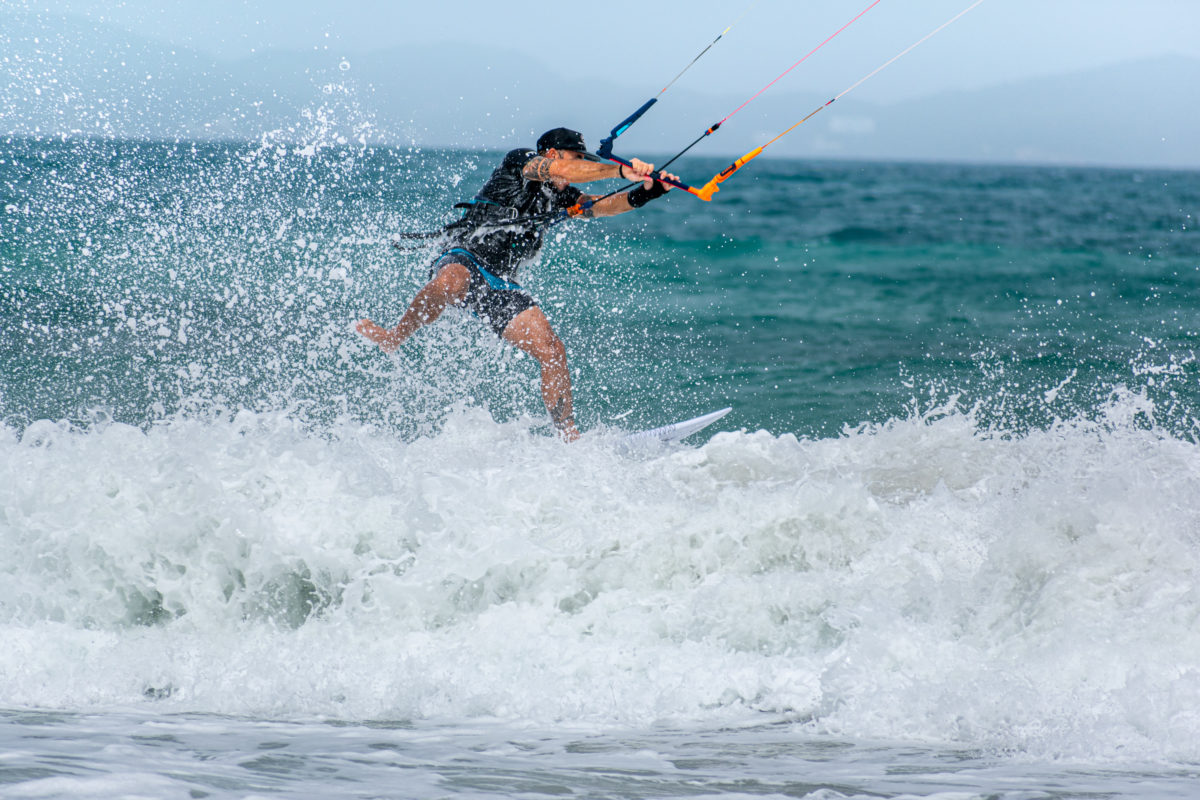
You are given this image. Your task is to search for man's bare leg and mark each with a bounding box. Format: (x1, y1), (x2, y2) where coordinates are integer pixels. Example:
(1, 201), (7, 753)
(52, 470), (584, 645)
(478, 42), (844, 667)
(502, 307), (580, 442)
(356, 263), (471, 352)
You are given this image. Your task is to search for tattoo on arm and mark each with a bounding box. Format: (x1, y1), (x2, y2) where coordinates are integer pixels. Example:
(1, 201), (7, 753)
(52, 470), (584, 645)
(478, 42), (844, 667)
(524, 156), (553, 182)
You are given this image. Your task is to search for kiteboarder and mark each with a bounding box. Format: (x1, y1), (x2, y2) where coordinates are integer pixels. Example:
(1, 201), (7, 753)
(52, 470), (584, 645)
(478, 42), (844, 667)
(356, 127), (677, 441)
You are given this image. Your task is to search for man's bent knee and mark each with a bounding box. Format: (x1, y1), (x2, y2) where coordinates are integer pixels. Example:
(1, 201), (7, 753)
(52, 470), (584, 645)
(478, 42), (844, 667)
(538, 335), (567, 368)
(504, 309), (565, 364)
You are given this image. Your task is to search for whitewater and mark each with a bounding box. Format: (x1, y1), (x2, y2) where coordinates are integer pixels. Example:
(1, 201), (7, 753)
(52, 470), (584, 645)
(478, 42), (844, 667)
(3, 388), (1200, 780)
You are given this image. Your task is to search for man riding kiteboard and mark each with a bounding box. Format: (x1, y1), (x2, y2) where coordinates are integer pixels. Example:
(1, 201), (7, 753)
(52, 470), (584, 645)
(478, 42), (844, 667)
(356, 127), (677, 441)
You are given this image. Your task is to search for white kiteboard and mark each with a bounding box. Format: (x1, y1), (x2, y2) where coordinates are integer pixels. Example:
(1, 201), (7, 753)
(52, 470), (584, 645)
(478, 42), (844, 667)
(623, 407), (732, 445)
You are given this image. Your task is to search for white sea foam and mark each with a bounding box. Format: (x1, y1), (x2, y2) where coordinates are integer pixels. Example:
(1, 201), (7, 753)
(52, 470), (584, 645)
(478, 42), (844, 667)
(2, 392), (1199, 764)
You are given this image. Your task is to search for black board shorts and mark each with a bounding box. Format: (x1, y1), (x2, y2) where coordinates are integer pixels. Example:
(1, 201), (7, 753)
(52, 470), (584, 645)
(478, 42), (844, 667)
(429, 248), (538, 337)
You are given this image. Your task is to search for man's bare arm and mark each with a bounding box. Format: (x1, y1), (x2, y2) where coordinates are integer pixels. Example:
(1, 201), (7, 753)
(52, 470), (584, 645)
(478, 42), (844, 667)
(576, 193), (627, 218)
(523, 155), (621, 184)
(574, 169), (681, 217)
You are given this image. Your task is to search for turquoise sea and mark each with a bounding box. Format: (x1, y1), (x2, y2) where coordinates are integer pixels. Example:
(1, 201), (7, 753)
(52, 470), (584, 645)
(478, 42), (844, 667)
(2, 134), (1200, 798)
(5, 139), (1199, 437)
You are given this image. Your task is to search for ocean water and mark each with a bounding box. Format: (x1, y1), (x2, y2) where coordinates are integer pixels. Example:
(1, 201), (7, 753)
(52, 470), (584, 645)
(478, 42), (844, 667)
(2, 132), (1200, 799)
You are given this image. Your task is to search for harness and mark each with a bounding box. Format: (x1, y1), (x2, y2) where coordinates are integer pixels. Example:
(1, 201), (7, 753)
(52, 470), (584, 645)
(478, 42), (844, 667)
(394, 181), (564, 252)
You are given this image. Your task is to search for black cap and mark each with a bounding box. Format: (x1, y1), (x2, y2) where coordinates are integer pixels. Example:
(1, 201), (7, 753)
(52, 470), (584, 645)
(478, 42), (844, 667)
(536, 128), (604, 161)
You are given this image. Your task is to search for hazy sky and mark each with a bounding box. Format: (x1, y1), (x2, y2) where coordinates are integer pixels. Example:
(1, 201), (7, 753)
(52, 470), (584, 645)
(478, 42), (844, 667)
(28, 0), (1200, 102)
(7, 1), (1198, 166)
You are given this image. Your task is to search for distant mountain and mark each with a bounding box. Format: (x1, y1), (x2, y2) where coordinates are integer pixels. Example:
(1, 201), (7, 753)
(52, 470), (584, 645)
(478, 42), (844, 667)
(4, 9), (1198, 169)
(796, 56), (1200, 168)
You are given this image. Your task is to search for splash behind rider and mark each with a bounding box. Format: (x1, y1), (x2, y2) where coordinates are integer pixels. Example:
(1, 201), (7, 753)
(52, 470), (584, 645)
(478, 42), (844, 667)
(356, 128), (677, 441)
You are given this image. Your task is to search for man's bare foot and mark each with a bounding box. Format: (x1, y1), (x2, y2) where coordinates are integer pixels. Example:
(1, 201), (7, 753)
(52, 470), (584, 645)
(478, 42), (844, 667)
(558, 421), (581, 443)
(356, 319), (401, 353)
